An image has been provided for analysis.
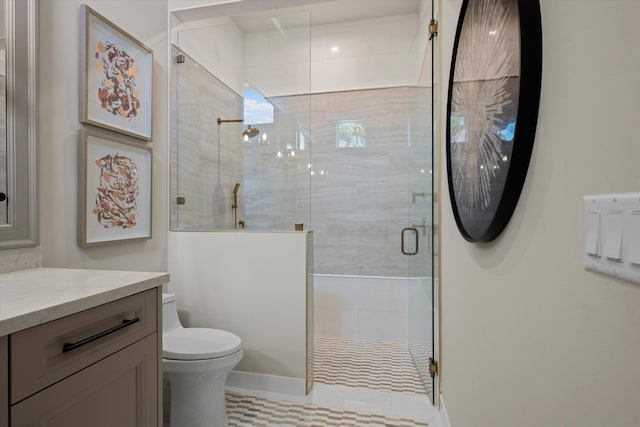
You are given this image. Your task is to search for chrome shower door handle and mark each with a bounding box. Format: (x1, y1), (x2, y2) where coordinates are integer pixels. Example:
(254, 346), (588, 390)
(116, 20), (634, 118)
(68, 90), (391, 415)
(401, 227), (419, 256)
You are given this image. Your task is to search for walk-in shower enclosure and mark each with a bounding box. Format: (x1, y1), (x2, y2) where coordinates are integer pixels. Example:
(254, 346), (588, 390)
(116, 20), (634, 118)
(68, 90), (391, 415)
(170, 0), (438, 401)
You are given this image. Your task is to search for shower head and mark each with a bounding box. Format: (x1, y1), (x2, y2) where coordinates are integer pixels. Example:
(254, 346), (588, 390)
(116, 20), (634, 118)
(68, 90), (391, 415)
(242, 125), (260, 140)
(233, 183), (240, 195)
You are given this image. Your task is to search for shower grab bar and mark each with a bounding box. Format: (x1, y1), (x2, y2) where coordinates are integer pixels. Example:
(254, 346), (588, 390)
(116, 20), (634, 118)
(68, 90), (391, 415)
(401, 227), (419, 256)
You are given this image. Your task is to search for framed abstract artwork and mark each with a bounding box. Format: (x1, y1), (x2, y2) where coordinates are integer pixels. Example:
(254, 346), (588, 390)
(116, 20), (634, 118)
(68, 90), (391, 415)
(80, 130), (152, 247)
(81, 5), (153, 141)
(446, 0), (542, 242)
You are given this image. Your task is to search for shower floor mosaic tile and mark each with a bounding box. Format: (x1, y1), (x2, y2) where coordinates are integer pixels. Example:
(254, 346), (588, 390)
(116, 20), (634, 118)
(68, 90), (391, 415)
(225, 393), (429, 427)
(314, 337), (433, 396)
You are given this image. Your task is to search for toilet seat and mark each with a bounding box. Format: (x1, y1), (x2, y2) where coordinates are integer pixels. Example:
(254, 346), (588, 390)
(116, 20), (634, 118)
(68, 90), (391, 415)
(163, 328), (242, 360)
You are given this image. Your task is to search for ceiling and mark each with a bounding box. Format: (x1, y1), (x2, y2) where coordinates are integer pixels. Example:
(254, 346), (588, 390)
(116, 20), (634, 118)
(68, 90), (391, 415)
(173, 0), (422, 33)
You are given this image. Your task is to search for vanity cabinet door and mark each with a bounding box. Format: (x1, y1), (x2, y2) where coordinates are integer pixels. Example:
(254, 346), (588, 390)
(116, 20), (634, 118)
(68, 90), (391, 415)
(11, 333), (157, 427)
(10, 289), (156, 404)
(1, 336), (7, 427)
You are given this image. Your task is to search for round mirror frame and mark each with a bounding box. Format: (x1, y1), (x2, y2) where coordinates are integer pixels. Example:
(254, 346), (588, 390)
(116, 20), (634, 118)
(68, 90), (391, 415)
(446, 0), (542, 242)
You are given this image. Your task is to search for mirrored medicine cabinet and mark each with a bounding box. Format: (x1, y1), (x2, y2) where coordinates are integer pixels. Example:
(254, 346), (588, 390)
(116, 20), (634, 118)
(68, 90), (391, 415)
(0, 0), (37, 249)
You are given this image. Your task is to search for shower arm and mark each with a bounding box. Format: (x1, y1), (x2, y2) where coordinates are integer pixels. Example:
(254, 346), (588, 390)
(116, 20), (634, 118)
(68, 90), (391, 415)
(218, 118), (260, 140)
(217, 118), (243, 125)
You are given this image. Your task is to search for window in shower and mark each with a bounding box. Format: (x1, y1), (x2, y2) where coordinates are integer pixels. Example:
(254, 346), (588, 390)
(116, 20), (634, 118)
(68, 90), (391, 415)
(297, 129), (307, 151)
(243, 89), (273, 125)
(336, 120), (366, 148)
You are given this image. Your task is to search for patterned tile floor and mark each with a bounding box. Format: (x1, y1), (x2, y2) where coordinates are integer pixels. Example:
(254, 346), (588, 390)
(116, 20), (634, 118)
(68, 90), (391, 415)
(167, 337), (442, 426)
(314, 337), (433, 396)
(226, 393), (430, 427)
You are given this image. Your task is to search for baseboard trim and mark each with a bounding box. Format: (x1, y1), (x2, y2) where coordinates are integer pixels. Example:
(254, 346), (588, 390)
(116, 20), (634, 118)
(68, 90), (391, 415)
(226, 370), (306, 396)
(440, 393), (451, 427)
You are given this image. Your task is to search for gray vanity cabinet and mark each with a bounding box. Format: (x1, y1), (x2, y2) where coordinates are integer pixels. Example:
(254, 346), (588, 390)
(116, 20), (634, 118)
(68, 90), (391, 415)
(5, 289), (159, 427)
(1, 336), (7, 427)
(11, 334), (156, 426)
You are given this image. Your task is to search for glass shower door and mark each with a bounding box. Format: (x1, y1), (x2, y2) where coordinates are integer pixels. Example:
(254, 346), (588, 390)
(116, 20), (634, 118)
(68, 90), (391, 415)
(406, 0), (438, 403)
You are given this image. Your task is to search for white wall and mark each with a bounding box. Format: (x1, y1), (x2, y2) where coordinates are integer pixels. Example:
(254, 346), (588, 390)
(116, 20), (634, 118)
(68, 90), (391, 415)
(243, 24), (309, 97)
(170, 0), (242, 10)
(167, 231), (312, 392)
(172, 17), (245, 95)
(440, 1), (640, 426)
(169, 0), (329, 16)
(314, 275), (410, 342)
(311, 14), (421, 93)
(417, 0), (433, 87)
(39, 0), (169, 271)
(244, 14), (421, 96)
(172, 3), (422, 98)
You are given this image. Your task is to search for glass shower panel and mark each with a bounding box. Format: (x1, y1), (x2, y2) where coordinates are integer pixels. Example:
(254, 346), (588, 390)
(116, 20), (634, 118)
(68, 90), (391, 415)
(242, 13), (311, 231)
(407, 0), (439, 403)
(407, 86), (435, 398)
(171, 45), (244, 231)
(311, 87), (424, 277)
(170, 13), (311, 231)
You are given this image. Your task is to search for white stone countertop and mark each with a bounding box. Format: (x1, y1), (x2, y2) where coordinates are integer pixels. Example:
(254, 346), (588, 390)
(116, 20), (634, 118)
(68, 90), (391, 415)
(0, 267), (169, 336)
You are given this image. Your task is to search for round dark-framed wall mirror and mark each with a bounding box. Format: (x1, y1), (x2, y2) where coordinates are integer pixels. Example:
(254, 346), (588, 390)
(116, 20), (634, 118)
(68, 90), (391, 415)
(446, 0), (542, 242)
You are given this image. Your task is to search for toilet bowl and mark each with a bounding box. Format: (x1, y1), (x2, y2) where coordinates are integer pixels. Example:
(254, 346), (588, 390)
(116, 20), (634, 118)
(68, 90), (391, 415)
(162, 293), (243, 427)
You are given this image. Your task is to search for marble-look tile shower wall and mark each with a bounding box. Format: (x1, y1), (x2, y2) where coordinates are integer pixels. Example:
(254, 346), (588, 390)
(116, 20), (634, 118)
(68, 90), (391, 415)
(171, 53), (433, 277)
(243, 95), (311, 231)
(171, 47), (244, 230)
(245, 87), (432, 277)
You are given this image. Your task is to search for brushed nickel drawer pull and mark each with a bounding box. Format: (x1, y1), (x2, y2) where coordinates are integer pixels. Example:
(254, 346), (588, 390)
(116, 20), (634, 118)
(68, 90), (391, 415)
(62, 317), (140, 353)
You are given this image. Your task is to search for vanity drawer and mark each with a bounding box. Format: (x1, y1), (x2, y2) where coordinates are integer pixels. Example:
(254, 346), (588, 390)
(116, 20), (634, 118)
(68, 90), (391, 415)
(10, 288), (157, 404)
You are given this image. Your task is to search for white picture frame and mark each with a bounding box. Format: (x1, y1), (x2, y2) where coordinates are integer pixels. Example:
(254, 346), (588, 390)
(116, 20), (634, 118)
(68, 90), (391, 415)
(81, 5), (153, 141)
(80, 130), (152, 247)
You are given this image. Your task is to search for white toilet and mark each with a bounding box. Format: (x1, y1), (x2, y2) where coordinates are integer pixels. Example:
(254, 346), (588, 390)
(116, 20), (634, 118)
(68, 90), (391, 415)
(162, 293), (243, 427)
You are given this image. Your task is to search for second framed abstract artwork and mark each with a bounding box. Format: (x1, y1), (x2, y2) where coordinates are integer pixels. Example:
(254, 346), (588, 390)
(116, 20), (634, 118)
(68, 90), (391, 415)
(80, 130), (152, 247)
(81, 5), (153, 141)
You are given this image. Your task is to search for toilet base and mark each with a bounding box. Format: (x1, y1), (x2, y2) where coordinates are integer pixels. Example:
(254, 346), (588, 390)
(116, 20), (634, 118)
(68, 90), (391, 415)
(163, 349), (243, 427)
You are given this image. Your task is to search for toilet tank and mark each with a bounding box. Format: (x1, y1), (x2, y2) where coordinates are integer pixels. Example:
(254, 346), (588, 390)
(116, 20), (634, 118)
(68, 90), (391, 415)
(162, 293), (183, 333)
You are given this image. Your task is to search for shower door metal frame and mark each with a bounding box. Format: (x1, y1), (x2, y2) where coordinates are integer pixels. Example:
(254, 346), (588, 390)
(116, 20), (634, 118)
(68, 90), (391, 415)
(433, 0), (442, 408)
(404, 0), (441, 406)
